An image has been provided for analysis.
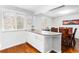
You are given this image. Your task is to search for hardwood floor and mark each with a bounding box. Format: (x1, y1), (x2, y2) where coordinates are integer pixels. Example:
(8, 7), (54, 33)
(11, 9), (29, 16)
(0, 43), (40, 53)
(63, 48), (79, 53)
(63, 39), (79, 53)
(0, 39), (79, 53)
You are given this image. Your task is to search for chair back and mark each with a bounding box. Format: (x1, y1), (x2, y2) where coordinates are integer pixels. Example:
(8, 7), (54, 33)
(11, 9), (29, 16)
(72, 28), (77, 39)
(51, 27), (58, 32)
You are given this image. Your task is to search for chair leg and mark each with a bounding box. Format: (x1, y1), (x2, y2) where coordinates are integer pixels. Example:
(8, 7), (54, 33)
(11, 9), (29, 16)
(71, 39), (76, 48)
(73, 39), (76, 48)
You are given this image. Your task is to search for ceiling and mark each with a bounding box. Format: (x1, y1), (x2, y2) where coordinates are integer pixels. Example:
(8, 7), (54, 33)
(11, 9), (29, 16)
(15, 5), (79, 18)
(44, 5), (79, 18)
(15, 5), (60, 14)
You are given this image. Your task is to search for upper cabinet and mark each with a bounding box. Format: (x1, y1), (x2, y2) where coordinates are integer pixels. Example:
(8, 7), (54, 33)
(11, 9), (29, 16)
(33, 15), (52, 30)
(16, 13), (25, 30)
(2, 9), (17, 31)
(2, 8), (32, 31)
(24, 15), (32, 31)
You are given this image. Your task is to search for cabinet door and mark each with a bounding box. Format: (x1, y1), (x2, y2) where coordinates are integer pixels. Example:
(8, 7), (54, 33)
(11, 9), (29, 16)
(2, 8), (26, 31)
(16, 14), (25, 30)
(24, 15), (32, 31)
(27, 32), (35, 44)
(27, 32), (45, 52)
(2, 9), (17, 31)
(32, 34), (45, 52)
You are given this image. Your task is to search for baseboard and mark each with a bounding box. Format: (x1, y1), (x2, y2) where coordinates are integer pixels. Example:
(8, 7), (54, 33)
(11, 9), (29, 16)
(0, 42), (27, 51)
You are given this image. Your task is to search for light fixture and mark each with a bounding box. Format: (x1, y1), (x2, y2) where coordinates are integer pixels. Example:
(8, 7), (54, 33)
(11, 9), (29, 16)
(58, 9), (73, 15)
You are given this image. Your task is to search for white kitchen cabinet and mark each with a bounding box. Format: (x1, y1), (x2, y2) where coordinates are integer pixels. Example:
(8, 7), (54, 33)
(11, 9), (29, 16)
(32, 33), (45, 52)
(2, 8), (30, 31)
(27, 31), (61, 53)
(16, 13), (25, 30)
(27, 32), (45, 52)
(2, 9), (17, 31)
(0, 31), (27, 50)
(44, 35), (61, 52)
(24, 15), (32, 31)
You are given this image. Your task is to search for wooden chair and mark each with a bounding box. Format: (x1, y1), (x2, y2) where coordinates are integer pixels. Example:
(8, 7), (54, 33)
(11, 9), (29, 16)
(59, 27), (72, 51)
(62, 28), (77, 49)
(51, 27), (58, 32)
(71, 28), (77, 48)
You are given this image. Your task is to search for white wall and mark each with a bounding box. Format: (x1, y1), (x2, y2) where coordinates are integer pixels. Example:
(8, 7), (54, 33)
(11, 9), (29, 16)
(52, 13), (79, 39)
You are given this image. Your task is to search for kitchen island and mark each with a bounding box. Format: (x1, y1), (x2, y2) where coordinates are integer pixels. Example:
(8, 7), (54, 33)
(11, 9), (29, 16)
(27, 31), (62, 53)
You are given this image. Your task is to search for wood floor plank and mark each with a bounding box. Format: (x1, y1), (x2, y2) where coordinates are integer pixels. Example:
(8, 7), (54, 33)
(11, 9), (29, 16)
(0, 43), (40, 53)
(0, 40), (79, 53)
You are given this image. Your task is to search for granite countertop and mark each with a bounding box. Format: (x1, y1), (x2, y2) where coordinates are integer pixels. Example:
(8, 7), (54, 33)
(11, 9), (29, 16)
(28, 30), (61, 36)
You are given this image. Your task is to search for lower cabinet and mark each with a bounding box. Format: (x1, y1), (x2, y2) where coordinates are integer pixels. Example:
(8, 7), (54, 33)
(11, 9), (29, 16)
(0, 31), (28, 50)
(27, 32), (61, 53)
(27, 32), (45, 52)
